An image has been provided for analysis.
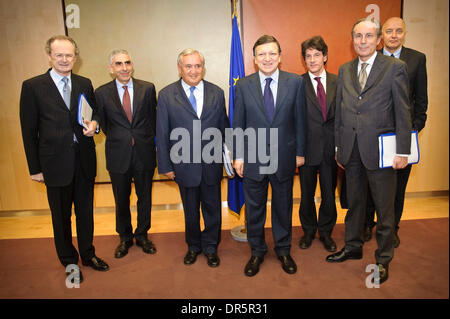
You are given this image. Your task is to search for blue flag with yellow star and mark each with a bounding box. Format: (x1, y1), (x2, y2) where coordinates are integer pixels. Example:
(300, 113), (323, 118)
(227, 9), (245, 218)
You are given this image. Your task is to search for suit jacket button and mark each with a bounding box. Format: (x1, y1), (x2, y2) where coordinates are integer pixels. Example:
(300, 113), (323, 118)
(358, 96), (362, 100)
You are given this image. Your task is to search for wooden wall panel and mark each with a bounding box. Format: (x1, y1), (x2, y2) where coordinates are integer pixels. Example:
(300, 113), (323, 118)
(0, 0), (65, 210)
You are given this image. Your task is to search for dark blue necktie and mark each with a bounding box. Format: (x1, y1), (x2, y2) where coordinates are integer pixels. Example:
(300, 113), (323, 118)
(264, 78), (274, 122)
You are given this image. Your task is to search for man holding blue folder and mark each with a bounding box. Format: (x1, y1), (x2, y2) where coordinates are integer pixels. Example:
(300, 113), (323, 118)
(20, 35), (109, 284)
(327, 19), (411, 284)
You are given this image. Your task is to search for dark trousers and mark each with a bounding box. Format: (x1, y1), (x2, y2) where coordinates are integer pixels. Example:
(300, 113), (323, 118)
(109, 147), (154, 242)
(366, 164), (412, 230)
(178, 178), (222, 254)
(46, 144), (95, 267)
(243, 174), (294, 257)
(344, 140), (396, 266)
(299, 161), (337, 237)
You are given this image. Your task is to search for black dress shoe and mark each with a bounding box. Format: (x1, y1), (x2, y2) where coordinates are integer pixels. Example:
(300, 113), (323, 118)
(363, 226), (373, 242)
(244, 256), (264, 277)
(278, 255), (297, 274)
(114, 240), (133, 258)
(326, 249), (362, 263)
(205, 253), (220, 267)
(299, 233), (314, 249)
(65, 266), (83, 284)
(82, 256), (110, 271)
(372, 264), (389, 284)
(184, 250), (199, 265)
(136, 238), (157, 254)
(320, 236), (337, 252)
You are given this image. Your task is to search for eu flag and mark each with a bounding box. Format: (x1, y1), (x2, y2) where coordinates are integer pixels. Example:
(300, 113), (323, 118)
(227, 7), (245, 218)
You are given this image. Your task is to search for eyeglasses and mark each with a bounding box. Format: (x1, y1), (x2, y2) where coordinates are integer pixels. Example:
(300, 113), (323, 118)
(52, 53), (75, 60)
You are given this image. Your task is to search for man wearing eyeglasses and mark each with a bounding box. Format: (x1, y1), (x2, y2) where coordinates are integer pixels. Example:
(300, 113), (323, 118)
(327, 19), (411, 285)
(20, 35), (109, 284)
(96, 49), (158, 259)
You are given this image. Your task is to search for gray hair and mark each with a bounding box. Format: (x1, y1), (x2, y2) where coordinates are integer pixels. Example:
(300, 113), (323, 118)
(45, 35), (79, 56)
(108, 49), (130, 65)
(351, 18), (382, 38)
(177, 48), (205, 66)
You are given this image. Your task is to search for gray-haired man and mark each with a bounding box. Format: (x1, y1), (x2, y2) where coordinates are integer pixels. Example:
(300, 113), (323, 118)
(95, 49), (157, 258)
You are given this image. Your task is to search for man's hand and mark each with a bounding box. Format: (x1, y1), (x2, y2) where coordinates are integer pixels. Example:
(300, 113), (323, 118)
(31, 172), (44, 183)
(163, 171), (175, 180)
(83, 120), (98, 137)
(296, 156), (305, 167)
(392, 155), (408, 170)
(233, 160), (244, 178)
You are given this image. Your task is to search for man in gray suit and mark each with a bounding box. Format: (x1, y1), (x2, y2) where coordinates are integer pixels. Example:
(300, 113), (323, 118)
(326, 18), (411, 285)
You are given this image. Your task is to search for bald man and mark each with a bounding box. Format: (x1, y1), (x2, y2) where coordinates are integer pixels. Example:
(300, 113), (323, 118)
(363, 17), (428, 247)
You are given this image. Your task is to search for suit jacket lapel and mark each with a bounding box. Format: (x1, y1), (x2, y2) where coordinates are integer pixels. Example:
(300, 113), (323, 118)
(44, 71), (70, 112)
(304, 74), (321, 112)
(70, 74), (79, 112)
(325, 71), (336, 113)
(108, 80), (130, 124)
(274, 71), (288, 120)
(361, 53), (385, 94)
(132, 78), (142, 123)
(249, 73), (270, 125)
(200, 81), (213, 120)
(350, 58), (360, 93)
(175, 79), (198, 118)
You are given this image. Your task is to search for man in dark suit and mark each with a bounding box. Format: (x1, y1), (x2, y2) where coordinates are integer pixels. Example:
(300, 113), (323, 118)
(233, 35), (307, 276)
(156, 48), (228, 268)
(298, 36), (337, 253)
(326, 19), (411, 285)
(96, 49), (157, 258)
(20, 35), (109, 284)
(363, 17), (428, 246)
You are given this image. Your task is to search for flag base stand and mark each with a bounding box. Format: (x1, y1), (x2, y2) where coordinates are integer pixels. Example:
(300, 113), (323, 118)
(231, 225), (247, 242)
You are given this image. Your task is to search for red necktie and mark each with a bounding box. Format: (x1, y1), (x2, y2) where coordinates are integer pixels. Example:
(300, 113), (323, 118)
(122, 86), (134, 145)
(122, 86), (132, 123)
(314, 77), (327, 122)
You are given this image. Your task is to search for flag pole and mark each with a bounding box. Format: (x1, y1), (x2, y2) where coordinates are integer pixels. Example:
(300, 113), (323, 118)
(229, 0), (247, 242)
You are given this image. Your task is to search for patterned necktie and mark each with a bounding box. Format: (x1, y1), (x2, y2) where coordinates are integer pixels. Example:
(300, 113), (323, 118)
(358, 63), (368, 92)
(391, 54), (395, 58)
(62, 77), (70, 109)
(189, 86), (197, 115)
(314, 77), (327, 122)
(264, 77), (275, 122)
(122, 85), (132, 123)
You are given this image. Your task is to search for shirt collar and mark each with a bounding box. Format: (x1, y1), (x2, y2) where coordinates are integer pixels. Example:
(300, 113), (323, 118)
(383, 46), (402, 58)
(180, 78), (204, 92)
(308, 69), (326, 82)
(50, 68), (71, 83)
(116, 78), (133, 89)
(259, 68), (279, 85)
(358, 51), (378, 67)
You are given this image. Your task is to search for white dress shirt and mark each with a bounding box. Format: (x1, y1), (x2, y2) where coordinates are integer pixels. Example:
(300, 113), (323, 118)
(116, 78), (134, 113)
(357, 51), (378, 78)
(50, 68), (71, 99)
(259, 68), (279, 107)
(308, 69), (327, 95)
(181, 79), (204, 118)
(383, 46), (402, 58)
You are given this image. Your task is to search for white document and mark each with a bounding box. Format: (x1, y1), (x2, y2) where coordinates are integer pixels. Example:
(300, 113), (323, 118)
(223, 143), (235, 177)
(77, 93), (93, 129)
(378, 131), (420, 168)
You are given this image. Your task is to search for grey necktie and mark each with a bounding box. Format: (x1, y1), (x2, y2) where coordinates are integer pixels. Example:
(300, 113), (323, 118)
(358, 63), (368, 92)
(62, 77), (71, 109)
